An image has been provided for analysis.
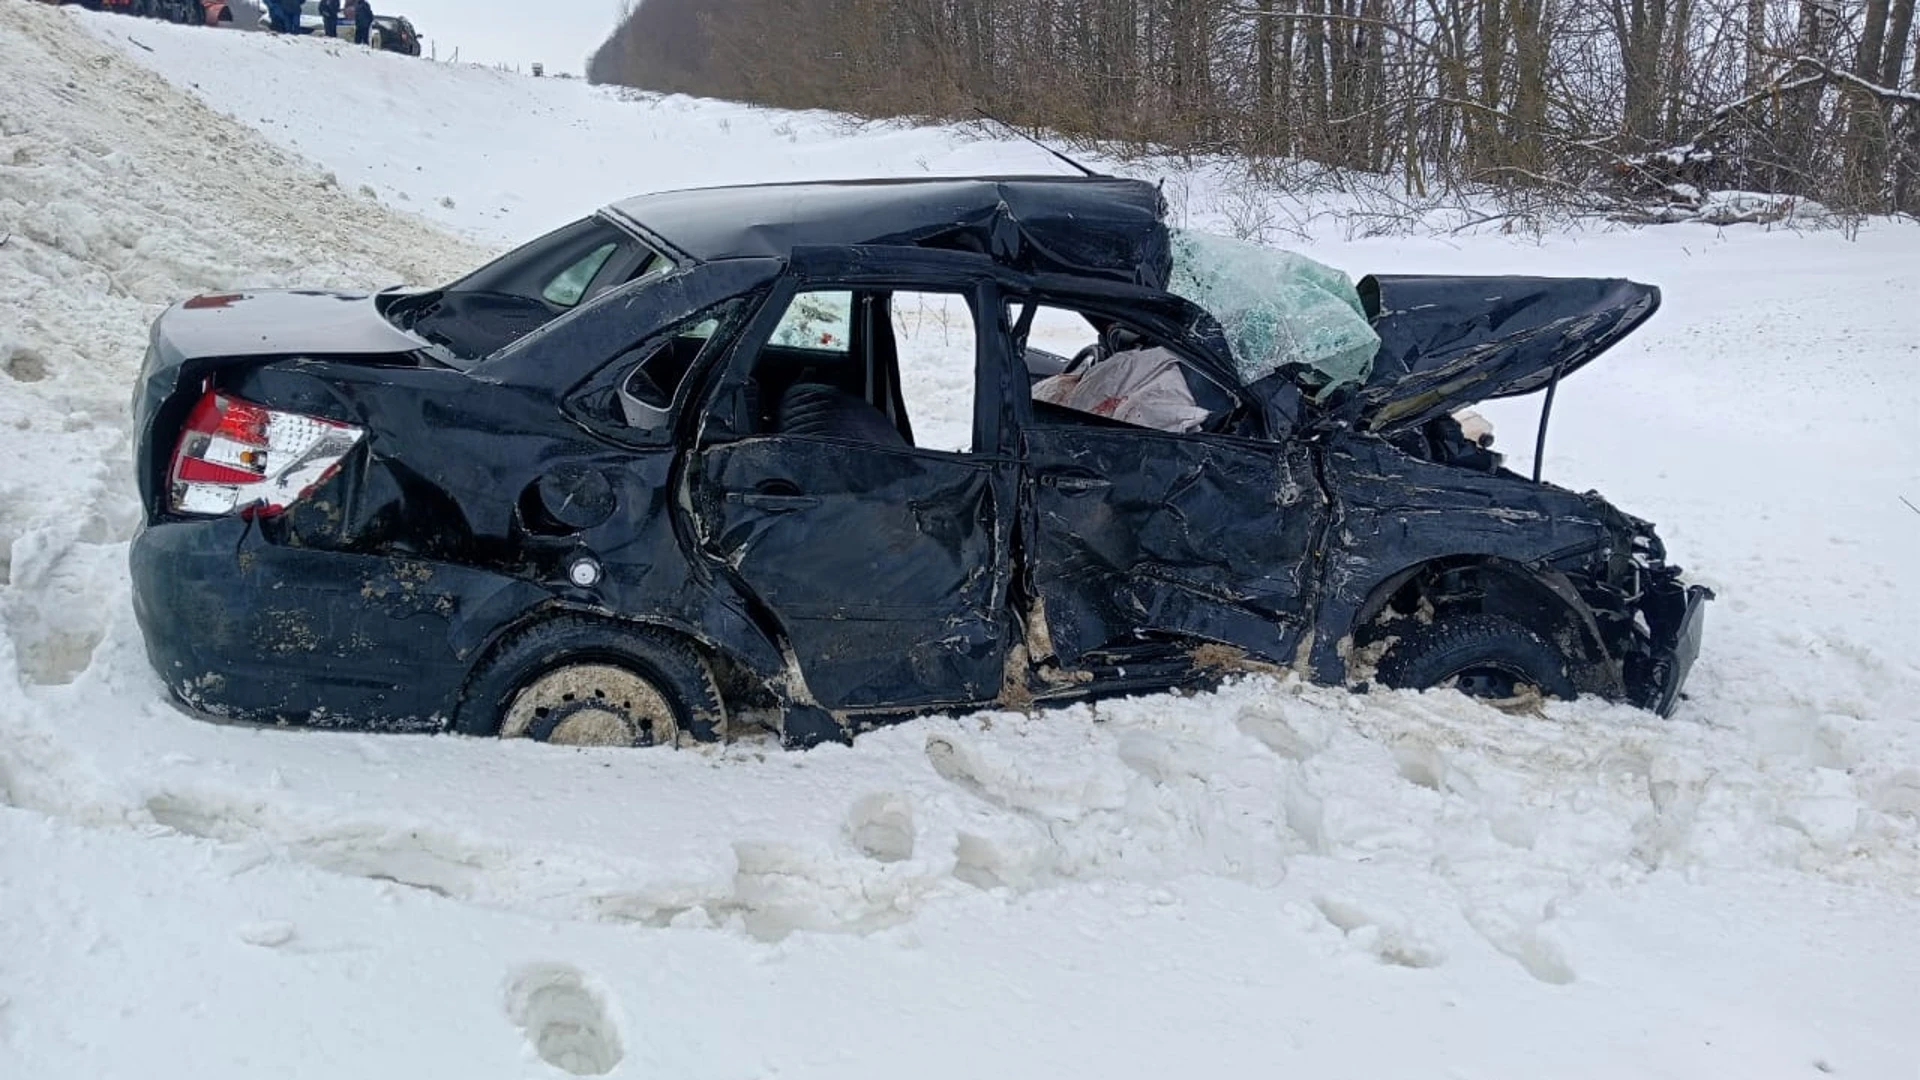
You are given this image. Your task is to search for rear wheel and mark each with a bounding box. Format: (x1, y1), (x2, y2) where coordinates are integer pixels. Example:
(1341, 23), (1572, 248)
(1375, 614), (1578, 705)
(455, 617), (724, 746)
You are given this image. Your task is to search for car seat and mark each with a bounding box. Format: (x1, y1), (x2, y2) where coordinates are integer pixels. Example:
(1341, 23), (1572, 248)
(774, 383), (908, 447)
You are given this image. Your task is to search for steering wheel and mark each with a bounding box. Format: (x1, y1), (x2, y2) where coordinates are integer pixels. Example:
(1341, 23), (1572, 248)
(1066, 343), (1103, 375)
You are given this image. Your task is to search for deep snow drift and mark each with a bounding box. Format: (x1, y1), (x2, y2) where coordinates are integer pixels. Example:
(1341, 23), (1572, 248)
(2, 5), (1918, 1078)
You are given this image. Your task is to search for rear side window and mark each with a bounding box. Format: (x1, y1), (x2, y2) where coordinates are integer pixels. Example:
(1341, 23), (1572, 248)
(542, 243), (619, 308)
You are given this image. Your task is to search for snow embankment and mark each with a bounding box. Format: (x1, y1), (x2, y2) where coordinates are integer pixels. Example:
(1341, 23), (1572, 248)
(72, 9), (1085, 243)
(0, 4), (1916, 1078)
(0, 0), (485, 717)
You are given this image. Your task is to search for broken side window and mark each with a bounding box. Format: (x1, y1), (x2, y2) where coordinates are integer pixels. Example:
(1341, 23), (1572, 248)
(616, 301), (744, 431)
(1014, 302), (1102, 381)
(741, 290), (873, 441)
(1019, 304), (1239, 436)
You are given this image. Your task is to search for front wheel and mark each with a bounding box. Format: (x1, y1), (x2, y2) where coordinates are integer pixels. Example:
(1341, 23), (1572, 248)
(455, 617), (725, 746)
(1375, 614), (1578, 704)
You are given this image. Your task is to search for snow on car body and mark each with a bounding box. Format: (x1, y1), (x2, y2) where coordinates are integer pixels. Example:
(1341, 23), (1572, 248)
(127, 176), (1710, 747)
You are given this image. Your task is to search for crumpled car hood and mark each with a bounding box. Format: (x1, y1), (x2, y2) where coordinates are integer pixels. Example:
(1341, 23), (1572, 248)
(1345, 275), (1661, 434)
(150, 288), (428, 364)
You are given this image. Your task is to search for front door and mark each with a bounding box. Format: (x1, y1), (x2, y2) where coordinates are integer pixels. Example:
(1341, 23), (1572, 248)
(1023, 427), (1322, 667)
(1013, 300), (1325, 672)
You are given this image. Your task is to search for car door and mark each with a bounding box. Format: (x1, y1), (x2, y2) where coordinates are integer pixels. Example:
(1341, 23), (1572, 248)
(680, 252), (1018, 712)
(1014, 299), (1327, 674)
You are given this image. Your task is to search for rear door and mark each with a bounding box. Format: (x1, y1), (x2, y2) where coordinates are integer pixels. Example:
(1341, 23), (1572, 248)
(681, 252), (1019, 711)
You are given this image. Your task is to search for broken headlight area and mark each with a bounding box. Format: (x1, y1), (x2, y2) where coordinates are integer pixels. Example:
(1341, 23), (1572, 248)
(1561, 512), (1712, 717)
(1619, 569), (1712, 715)
(1621, 543), (1714, 716)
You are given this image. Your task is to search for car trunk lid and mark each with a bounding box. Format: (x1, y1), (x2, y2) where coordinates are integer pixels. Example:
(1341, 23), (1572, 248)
(134, 289), (436, 516)
(146, 289), (431, 366)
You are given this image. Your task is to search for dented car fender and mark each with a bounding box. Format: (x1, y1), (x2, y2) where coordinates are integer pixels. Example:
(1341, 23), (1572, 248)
(1307, 434), (1627, 692)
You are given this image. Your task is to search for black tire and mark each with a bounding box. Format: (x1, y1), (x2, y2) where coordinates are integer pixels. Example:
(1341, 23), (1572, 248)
(454, 616), (724, 745)
(1375, 614), (1578, 703)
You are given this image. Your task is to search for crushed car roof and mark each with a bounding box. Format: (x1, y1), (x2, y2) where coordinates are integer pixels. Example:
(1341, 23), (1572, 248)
(604, 176), (1173, 288)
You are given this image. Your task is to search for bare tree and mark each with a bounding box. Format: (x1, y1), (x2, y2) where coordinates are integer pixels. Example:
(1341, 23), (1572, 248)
(587, 0), (1920, 216)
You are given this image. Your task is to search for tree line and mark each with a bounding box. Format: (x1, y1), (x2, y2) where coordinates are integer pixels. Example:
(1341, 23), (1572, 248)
(588, 0), (1920, 216)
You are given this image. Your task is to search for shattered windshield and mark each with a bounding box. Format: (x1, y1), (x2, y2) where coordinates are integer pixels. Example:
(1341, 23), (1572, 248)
(1166, 230), (1379, 401)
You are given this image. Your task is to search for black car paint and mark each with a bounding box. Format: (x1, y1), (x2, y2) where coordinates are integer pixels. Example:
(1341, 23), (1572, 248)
(1349, 275), (1663, 434)
(129, 177), (1708, 742)
(601, 177), (1173, 287)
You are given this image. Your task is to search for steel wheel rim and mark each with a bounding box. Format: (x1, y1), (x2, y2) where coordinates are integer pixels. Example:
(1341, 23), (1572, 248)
(501, 663), (678, 747)
(1446, 664), (1533, 701)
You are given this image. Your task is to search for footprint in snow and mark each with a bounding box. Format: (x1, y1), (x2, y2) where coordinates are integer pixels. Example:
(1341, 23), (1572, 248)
(846, 792), (916, 863)
(504, 963), (625, 1076)
(1313, 895), (1447, 970)
(2, 346), (48, 383)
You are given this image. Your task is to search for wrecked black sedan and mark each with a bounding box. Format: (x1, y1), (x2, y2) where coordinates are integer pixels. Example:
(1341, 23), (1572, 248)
(129, 177), (1709, 748)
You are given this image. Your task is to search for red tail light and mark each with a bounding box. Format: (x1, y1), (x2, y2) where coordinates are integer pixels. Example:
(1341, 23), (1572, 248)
(168, 390), (365, 518)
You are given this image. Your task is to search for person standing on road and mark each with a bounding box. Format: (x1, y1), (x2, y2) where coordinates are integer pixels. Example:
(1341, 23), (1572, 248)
(352, 0), (374, 45)
(319, 0), (340, 38)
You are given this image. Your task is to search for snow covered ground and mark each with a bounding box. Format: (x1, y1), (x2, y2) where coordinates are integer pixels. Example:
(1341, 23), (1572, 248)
(2, 4), (1918, 1077)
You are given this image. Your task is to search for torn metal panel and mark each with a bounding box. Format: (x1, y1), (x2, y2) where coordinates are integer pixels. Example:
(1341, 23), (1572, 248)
(1310, 434), (1618, 642)
(1308, 433), (1707, 715)
(1021, 425), (1324, 669)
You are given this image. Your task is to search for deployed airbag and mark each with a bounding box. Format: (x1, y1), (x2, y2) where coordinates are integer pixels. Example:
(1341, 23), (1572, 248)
(1033, 347), (1213, 433)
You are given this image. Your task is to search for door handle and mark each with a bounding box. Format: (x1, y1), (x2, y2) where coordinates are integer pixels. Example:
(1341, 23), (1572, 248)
(730, 492), (821, 512)
(1039, 473), (1112, 494)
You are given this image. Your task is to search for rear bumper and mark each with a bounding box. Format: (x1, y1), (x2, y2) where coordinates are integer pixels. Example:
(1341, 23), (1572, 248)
(130, 519), (540, 730)
(1627, 573), (1712, 717)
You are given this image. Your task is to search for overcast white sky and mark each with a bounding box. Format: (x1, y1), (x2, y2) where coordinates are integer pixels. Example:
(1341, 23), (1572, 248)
(378, 0), (628, 76)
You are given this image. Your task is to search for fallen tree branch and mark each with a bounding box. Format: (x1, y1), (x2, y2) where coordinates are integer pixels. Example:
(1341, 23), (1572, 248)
(1902, 495), (1920, 516)
(1782, 56), (1920, 108)
(1692, 58), (1920, 147)
(1705, 71), (1829, 128)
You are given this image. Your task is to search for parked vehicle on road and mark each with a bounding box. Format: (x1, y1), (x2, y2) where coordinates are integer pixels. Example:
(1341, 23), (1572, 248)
(369, 14), (419, 54)
(300, 2), (419, 53)
(129, 177), (1710, 749)
(38, 0), (251, 27)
